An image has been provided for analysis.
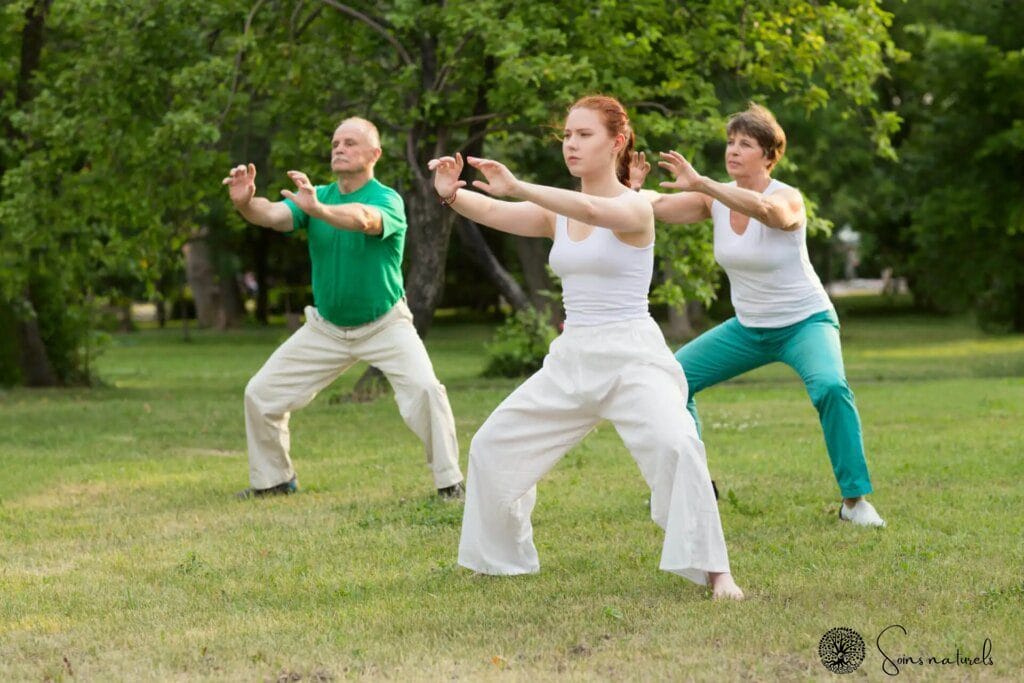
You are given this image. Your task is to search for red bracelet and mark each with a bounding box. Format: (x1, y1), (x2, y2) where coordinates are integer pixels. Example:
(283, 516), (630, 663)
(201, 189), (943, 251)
(439, 189), (459, 207)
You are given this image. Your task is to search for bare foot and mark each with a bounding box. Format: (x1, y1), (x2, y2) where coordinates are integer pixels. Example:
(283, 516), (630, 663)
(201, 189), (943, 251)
(708, 572), (745, 601)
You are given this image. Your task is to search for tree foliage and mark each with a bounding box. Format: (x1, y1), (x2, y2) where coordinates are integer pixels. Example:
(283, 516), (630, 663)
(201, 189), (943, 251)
(807, 0), (1024, 330)
(0, 0), (902, 385)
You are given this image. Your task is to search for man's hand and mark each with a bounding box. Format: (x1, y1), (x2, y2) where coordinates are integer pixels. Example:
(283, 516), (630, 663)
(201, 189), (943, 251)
(222, 163), (257, 207)
(280, 170), (320, 216)
(658, 150), (705, 192)
(427, 153), (467, 199)
(466, 156), (523, 198)
(628, 151), (651, 191)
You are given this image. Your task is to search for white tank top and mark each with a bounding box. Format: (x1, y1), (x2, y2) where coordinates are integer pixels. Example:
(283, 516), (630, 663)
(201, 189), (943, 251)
(548, 214), (654, 327)
(712, 179), (833, 328)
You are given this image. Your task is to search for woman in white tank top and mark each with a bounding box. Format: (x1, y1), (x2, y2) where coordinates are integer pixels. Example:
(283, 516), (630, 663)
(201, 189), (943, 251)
(633, 103), (884, 528)
(428, 95), (744, 599)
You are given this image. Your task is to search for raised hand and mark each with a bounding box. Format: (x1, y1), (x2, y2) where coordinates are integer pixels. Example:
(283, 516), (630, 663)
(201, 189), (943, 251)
(628, 151), (651, 190)
(466, 156), (522, 198)
(222, 163), (257, 207)
(658, 151), (704, 192)
(280, 170), (319, 214)
(427, 153), (467, 199)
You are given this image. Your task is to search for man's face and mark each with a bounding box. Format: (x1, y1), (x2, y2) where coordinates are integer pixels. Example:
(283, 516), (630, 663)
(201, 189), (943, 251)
(330, 122), (381, 175)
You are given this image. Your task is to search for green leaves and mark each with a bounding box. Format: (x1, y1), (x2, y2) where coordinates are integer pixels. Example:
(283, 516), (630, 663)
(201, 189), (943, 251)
(0, 0), (910, 384)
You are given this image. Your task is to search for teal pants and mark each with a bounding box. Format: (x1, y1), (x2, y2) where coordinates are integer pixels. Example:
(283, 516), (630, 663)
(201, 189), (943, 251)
(675, 309), (873, 498)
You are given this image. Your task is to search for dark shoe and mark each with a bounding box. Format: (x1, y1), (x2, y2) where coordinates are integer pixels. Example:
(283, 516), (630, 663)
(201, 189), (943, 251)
(437, 482), (465, 500)
(236, 476), (298, 500)
(711, 480), (719, 500)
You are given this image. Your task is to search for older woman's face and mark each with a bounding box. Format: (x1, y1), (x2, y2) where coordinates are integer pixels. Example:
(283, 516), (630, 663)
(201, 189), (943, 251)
(725, 131), (770, 179)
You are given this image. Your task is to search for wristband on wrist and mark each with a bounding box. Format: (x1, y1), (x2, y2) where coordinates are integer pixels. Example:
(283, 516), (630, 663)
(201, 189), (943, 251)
(439, 189), (459, 207)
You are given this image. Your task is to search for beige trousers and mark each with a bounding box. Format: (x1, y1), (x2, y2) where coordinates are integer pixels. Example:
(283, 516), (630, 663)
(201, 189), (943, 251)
(458, 317), (730, 586)
(244, 299), (463, 490)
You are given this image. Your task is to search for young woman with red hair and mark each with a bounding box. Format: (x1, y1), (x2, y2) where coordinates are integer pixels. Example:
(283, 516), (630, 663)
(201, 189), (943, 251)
(429, 96), (744, 599)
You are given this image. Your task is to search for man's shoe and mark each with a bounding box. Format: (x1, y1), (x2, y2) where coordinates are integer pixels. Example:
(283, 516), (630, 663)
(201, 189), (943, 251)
(236, 476), (298, 500)
(711, 479), (719, 501)
(437, 482), (464, 500)
(839, 499), (885, 527)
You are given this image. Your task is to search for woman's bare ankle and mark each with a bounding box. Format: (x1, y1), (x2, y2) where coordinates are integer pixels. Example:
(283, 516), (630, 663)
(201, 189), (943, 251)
(707, 572), (745, 601)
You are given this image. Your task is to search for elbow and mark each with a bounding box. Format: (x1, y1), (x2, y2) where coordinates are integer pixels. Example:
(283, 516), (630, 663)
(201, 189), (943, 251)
(755, 199), (775, 226)
(358, 208), (382, 235)
(762, 204), (799, 231)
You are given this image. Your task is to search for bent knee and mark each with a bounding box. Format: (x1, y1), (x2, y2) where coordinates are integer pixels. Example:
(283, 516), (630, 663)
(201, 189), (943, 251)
(244, 375), (266, 404)
(396, 375), (446, 409)
(808, 377), (851, 405)
(469, 429), (496, 463)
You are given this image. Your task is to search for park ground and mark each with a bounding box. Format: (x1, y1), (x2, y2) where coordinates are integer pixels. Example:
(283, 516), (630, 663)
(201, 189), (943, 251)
(1, 300), (1022, 681)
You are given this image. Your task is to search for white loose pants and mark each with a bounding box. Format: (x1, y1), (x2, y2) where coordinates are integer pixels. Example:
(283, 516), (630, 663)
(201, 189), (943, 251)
(458, 317), (730, 586)
(243, 300), (463, 490)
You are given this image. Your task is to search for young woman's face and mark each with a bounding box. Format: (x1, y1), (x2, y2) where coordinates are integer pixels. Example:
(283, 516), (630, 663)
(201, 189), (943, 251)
(725, 131), (770, 179)
(562, 107), (621, 178)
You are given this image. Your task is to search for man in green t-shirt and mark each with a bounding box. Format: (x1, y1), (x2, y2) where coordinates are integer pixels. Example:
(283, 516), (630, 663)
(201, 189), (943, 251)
(222, 117), (464, 499)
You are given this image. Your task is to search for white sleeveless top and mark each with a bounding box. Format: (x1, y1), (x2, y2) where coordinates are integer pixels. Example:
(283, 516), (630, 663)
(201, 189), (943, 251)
(712, 179), (833, 328)
(548, 214), (654, 327)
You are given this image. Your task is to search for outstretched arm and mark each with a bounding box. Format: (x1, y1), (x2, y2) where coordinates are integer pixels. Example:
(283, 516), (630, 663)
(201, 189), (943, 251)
(281, 171), (383, 235)
(428, 153), (553, 238)
(658, 151), (804, 231)
(630, 151), (711, 224)
(467, 156), (652, 234)
(222, 164), (294, 232)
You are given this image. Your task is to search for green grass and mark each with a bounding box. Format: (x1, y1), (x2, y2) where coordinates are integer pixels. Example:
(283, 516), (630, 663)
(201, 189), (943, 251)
(1, 312), (1022, 681)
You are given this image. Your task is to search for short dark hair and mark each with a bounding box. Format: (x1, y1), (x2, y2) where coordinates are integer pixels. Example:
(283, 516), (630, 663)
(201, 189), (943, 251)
(726, 103), (786, 170)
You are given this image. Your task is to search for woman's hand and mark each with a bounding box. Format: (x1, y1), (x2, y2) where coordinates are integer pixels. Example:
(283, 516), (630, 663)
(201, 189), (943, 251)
(658, 150), (705, 192)
(428, 153), (467, 199)
(628, 151), (651, 191)
(466, 156), (523, 198)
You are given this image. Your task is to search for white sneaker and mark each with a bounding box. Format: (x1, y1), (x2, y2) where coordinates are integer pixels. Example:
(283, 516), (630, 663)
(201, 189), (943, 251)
(839, 499), (886, 527)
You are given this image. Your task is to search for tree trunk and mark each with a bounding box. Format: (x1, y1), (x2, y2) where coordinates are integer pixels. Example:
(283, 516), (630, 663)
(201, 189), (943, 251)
(1015, 277), (1024, 333)
(183, 237), (218, 327)
(403, 183), (455, 337)
(183, 234), (244, 329)
(253, 227), (269, 324)
(513, 235), (562, 324)
(155, 298), (167, 328)
(349, 365), (389, 403)
(17, 290), (57, 387)
(5, 2), (57, 386)
(454, 218), (529, 310)
(118, 300), (136, 332)
(216, 269), (245, 330)
(665, 300), (706, 342)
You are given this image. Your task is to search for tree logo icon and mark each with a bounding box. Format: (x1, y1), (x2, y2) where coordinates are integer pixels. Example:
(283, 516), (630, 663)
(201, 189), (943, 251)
(818, 627), (866, 674)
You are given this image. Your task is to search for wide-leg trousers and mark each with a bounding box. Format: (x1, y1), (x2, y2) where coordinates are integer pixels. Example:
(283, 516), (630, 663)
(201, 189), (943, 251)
(459, 317), (729, 586)
(675, 309), (873, 498)
(243, 300), (463, 490)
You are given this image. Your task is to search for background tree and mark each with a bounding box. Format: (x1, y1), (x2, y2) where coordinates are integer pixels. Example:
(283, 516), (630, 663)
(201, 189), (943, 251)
(0, 0), (906, 387)
(877, 0), (1024, 330)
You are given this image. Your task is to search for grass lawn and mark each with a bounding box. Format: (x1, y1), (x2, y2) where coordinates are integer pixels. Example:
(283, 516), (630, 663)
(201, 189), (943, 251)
(1, 307), (1022, 681)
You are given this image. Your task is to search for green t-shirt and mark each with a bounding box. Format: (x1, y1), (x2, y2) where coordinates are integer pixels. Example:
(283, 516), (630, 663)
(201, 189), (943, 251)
(284, 178), (406, 327)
